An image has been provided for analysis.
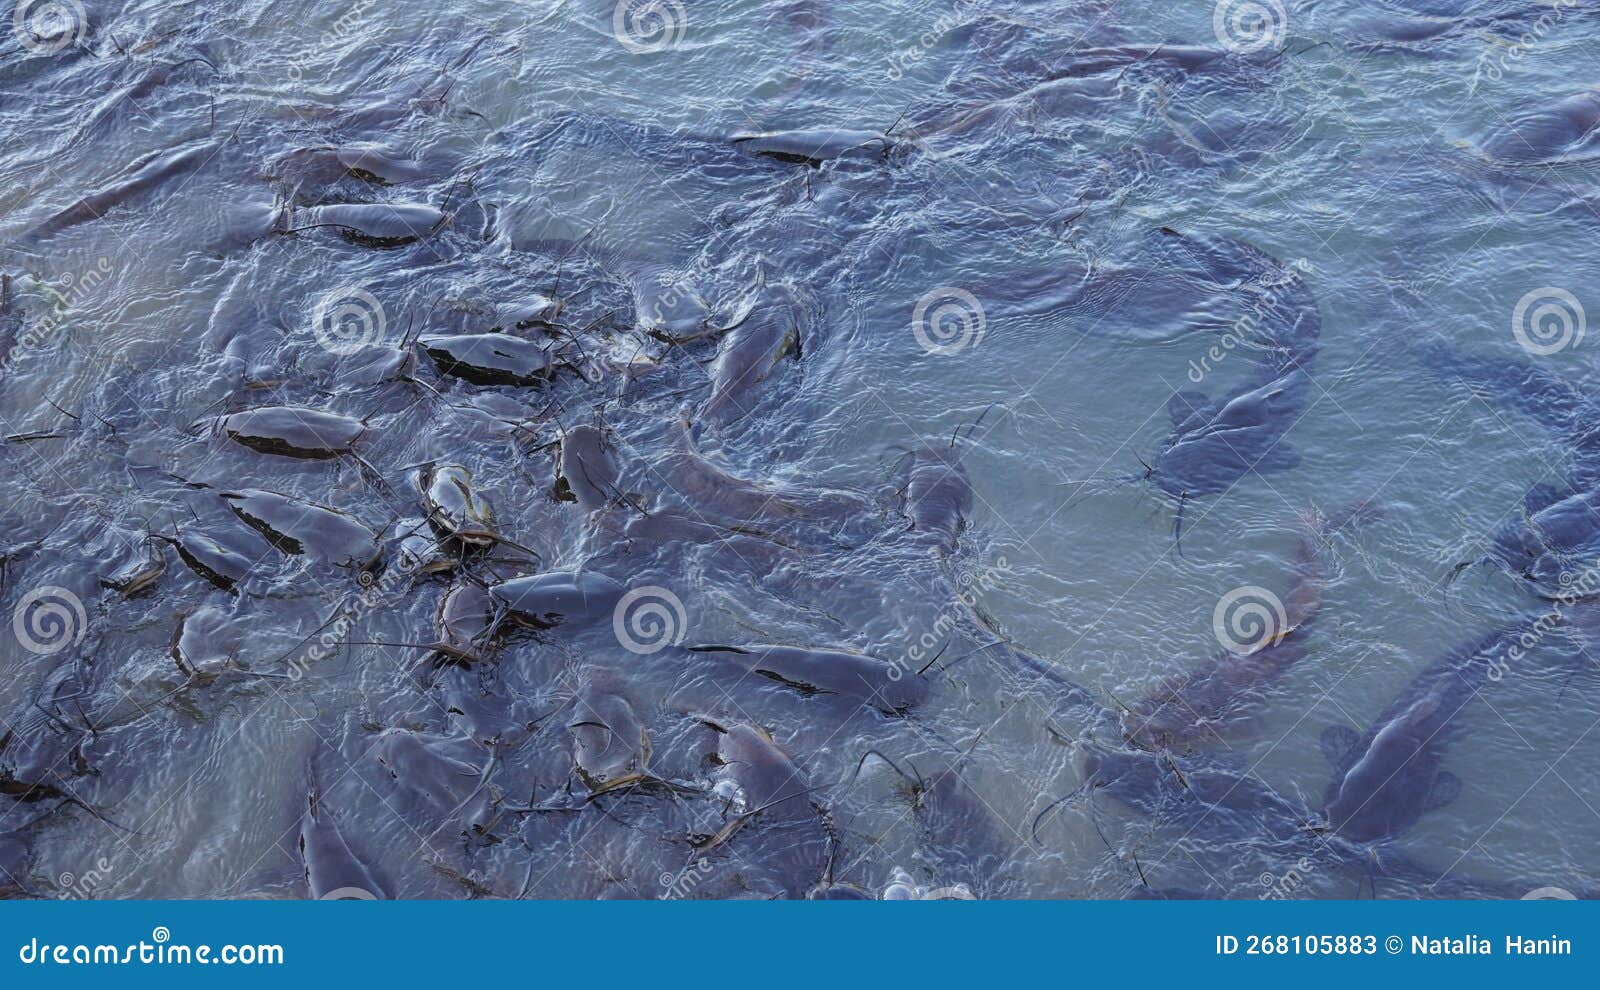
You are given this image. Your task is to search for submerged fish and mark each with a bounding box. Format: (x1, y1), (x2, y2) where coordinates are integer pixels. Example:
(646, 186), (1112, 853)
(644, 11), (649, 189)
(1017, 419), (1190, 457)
(690, 644), (928, 715)
(221, 489), (381, 569)
(301, 770), (385, 900)
(1144, 231), (1321, 503)
(697, 721), (830, 897)
(1317, 622), (1538, 843)
(418, 464), (497, 546)
(217, 406), (366, 459)
(489, 571), (625, 629)
(1122, 506), (1373, 748)
(26, 137), (221, 242)
(420, 333), (552, 387)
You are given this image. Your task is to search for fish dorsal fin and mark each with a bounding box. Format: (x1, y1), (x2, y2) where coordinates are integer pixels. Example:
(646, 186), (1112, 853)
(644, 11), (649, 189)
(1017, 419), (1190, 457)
(1319, 725), (1359, 766)
(1427, 770), (1461, 810)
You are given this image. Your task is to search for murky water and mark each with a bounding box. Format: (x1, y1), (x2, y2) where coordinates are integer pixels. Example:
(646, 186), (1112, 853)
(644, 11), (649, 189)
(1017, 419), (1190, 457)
(2, 0), (1599, 899)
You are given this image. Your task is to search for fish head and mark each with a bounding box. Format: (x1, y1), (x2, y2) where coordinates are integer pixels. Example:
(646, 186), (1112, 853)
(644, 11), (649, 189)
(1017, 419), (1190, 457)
(1323, 718), (1429, 841)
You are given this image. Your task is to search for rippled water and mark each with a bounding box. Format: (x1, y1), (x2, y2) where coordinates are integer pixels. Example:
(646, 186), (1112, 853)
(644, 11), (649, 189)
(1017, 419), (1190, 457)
(2, 0), (1599, 900)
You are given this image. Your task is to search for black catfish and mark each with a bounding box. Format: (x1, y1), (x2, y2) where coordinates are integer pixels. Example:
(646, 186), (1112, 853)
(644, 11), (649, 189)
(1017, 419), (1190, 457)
(553, 425), (621, 510)
(420, 333), (552, 387)
(695, 721), (830, 898)
(216, 406), (366, 459)
(689, 644), (928, 715)
(1123, 505), (1375, 748)
(300, 767), (385, 899)
(897, 445), (973, 554)
(288, 202), (450, 248)
(25, 137), (221, 242)
(1317, 623), (1535, 843)
(221, 489), (380, 570)
(489, 571), (625, 629)
(1145, 231), (1321, 502)
(698, 288), (803, 429)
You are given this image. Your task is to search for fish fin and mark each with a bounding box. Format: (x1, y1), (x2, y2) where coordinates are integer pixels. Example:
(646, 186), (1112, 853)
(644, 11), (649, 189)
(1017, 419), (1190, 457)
(1427, 771), (1461, 810)
(1319, 725), (1359, 766)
